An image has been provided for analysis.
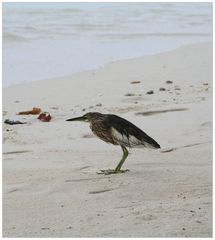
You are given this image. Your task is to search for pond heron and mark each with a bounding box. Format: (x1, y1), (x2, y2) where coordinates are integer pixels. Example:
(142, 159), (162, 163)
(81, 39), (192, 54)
(66, 112), (160, 175)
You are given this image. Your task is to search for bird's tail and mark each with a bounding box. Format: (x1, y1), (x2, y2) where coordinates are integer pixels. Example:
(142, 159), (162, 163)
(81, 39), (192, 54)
(144, 136), (161, 149)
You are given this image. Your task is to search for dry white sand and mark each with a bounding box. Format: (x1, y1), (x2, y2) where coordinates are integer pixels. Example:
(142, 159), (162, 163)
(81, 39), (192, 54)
(3, 42), (212, 237)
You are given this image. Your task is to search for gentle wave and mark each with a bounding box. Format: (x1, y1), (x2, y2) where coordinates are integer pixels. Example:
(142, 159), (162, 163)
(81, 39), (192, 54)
(3, 33), (29, 43)
(98, 32), (212, 38)
(3, 3), (212, 44)
(3, 31), (212, 44)
(3, 7), (84, 16)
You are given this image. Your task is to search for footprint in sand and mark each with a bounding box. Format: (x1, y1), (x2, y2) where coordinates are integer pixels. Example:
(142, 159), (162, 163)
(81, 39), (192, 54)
(3, 150), (32, 155)
(89, 188), (114, 194)
(7, 188), (19, 194)
(135, 108), (189, 116)
(136, 214), (157, 221)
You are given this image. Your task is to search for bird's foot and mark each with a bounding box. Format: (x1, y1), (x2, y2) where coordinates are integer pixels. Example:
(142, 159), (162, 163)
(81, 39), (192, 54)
(97, 169), (129, 175)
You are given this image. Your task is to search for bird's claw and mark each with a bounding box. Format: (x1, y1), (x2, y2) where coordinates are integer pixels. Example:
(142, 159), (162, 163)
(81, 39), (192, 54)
(97, 169), (129, 175)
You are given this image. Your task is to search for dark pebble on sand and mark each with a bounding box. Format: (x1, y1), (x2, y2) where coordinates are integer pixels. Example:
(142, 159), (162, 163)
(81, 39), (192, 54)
(175, 86), (181, 90)
(96, 103), (102, 107)
(51, 106), (59, 110)
(166, 80), (173, 84)
(82, 133), (94, 138)
(146, 90), (154, 95)
(159, 87), (166, 91)
(130, 81), (141, 84)
(182, 228), (186, 231)
(125, 93), (135, 96)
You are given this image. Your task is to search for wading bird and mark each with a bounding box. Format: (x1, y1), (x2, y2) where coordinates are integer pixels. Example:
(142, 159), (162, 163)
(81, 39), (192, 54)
(66, 112), (160, 175)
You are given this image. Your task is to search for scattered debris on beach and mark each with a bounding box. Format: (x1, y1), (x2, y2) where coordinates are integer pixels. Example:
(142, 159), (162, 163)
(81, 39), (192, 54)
(50, 106), (59, 110)
(125, 93), (136, 96)
(82, 133), (94, 138)
(174, 86), (181, 90)
(130, 81), (141, 84)
(166, 80), (173, 84)
(146, 90), (154, 95)
(38, 112), (51, 122)
(96, 103), (102, 107)
(4, 119), (26, 125)
(18, 107), (41, 115)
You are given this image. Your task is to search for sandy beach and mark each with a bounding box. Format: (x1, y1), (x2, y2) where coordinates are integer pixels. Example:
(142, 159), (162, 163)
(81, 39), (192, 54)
(3, 42), (212, 237)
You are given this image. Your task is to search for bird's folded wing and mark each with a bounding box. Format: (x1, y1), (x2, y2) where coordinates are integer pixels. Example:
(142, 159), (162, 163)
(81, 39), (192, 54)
(111, 127), (143, 147)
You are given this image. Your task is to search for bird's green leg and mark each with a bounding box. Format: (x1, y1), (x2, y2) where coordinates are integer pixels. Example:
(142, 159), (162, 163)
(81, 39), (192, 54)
(97, 146), (129, 175)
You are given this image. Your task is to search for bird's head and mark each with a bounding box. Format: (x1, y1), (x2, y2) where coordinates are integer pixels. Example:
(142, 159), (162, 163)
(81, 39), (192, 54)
(66, 112), (104, 123)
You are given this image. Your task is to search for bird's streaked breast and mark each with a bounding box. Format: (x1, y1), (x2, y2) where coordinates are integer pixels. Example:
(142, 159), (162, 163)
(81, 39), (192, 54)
(90, 121), (116, 145)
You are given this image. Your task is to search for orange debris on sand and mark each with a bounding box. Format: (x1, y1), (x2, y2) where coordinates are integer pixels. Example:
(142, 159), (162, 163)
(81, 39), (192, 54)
(18, 107), (42, 115)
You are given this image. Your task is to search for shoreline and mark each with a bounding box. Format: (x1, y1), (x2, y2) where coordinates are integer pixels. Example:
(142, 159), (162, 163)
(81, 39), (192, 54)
(3, 41), (212, 237)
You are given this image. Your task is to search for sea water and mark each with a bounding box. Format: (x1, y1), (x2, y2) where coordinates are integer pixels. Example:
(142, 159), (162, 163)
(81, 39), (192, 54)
(2, 2), (212, 87)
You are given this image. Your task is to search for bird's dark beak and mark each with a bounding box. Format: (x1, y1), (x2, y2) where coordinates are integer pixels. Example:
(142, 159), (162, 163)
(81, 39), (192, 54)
(66, 116), (86, 122)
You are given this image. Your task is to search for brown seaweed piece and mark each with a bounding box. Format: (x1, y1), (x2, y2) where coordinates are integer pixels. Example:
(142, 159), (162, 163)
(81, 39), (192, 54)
(18, 107), (41, 115)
